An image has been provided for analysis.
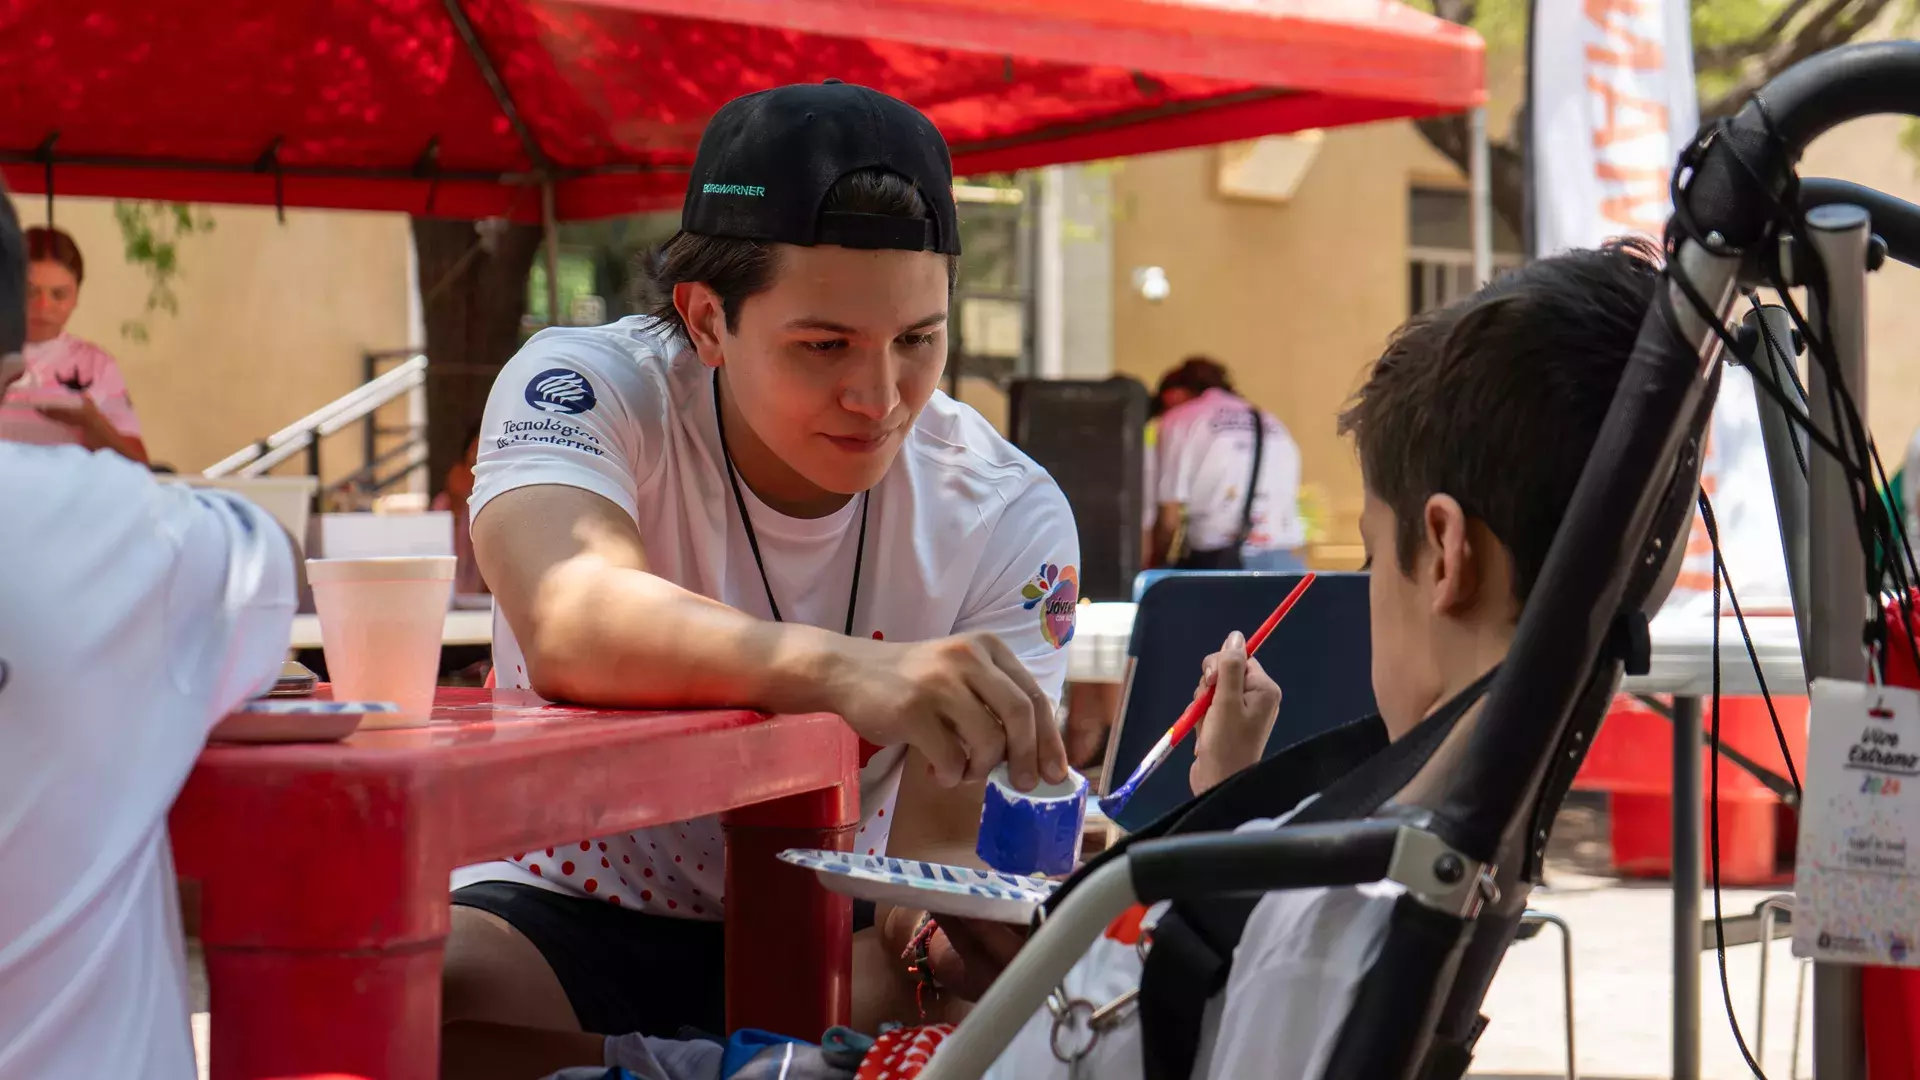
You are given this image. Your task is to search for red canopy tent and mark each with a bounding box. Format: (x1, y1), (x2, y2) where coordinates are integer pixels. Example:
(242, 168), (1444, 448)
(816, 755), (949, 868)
(0, 0), (1483, 223)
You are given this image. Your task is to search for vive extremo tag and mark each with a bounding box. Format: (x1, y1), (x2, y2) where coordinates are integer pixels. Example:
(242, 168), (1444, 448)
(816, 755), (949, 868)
(1795, 678), (1920, 966)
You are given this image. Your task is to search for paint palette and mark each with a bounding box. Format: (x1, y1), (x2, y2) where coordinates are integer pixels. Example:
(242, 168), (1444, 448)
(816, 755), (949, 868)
(778, 849), (1059, 924)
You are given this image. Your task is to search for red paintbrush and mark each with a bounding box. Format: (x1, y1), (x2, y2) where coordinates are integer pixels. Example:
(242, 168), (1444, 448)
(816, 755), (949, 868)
(1098, 573), (1317, 815)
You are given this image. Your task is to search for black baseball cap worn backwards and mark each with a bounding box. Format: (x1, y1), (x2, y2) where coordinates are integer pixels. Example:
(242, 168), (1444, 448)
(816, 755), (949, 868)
(683, 80), (961, 257)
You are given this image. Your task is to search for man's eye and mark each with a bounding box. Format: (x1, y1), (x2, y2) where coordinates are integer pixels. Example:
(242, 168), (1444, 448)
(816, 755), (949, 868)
(800, 339), (847, 353)
(899, 332), (940, 349)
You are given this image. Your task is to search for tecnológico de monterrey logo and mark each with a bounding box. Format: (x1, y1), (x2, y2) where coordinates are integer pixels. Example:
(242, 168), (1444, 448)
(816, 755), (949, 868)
(525, 368), (596, 415)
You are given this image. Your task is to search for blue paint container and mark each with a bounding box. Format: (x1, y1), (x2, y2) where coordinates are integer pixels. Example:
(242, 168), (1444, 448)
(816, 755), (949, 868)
(976, 765), (1088, 876)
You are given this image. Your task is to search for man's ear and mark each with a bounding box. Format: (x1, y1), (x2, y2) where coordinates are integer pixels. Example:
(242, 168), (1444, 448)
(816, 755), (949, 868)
(1423, 493), (1479, 616)
(673, 282), (727, 369)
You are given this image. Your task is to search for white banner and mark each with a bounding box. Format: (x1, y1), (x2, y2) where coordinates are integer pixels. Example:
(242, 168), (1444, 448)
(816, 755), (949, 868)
(1531, 0), (1792, 614)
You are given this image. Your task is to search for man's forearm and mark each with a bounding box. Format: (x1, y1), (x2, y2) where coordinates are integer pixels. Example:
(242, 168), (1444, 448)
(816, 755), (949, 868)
(515, 557), (853, 714)
(108, 431), (150, 465)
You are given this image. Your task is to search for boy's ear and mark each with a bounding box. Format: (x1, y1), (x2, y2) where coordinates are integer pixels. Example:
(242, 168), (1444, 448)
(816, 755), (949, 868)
(1423, 493), (1480, 616)
(674, 282), (727, 368)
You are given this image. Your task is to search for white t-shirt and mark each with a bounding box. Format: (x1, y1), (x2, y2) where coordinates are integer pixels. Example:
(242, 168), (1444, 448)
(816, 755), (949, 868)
(0, 445), (295, 1079)
(1154, 388), (1305, 555)
(459, 317), (1081, 920)
(980, 800), (1402, 1080)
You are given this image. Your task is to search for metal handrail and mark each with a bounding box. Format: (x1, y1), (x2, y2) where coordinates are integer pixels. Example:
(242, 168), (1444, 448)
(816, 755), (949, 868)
(329, 437), (430, 498)
(202, 353), (427, 478)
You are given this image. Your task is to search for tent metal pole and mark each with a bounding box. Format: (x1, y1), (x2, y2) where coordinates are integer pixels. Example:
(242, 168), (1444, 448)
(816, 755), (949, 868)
(1035, 165), (1066, 379)
(1802, 202), (1872, 1080)
(443, 0), (549, 174)
(1469, 105), (1492, 286)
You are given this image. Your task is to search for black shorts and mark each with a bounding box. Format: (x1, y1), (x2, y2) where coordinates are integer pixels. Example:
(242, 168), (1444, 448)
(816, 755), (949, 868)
(451, 882), (875, 1038)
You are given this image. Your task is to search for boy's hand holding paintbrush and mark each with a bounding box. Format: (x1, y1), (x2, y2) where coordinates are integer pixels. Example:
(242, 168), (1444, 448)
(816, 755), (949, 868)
(1099, 573), (1313, 816)
(1189, 630), (1284, 795)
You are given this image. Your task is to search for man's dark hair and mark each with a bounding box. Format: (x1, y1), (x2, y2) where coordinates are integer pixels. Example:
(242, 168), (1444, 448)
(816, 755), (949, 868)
(1337, 237), (1661, 604)
(25, 225), (83, 284)
(1150, 355), (1234, 416)
(646, 169), (957, 340)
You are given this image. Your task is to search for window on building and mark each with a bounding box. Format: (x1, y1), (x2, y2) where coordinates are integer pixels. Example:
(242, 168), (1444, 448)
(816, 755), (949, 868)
(952, 179), (1034, 388)
(1408, 187), (1524, 315)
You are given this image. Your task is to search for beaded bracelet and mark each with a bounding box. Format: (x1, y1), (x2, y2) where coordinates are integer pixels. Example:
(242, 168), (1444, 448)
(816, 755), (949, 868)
(899, 912), (943, 1019)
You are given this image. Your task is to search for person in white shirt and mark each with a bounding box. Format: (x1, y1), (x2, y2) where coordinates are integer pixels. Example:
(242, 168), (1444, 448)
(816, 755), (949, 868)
(439, 81), (1078, 1068)
(0, 192), (298, 1076)
(1147, 356), (1306, 572)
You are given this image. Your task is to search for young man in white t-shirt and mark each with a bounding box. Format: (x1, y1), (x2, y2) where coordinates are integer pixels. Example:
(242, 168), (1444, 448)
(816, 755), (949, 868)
(441, 81), (1079, 1062)
(0, 197), (299, 1073)
(1147, 356), (1306, 572)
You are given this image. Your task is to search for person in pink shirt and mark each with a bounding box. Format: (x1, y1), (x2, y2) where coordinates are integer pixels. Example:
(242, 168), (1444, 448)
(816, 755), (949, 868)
(0, 226), (148, 463)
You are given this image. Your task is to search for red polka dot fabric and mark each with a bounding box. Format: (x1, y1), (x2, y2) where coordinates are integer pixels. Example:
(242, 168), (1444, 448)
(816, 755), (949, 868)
(476, 673), (910, 919)
(856, 1025), (955, 1079)
(476, 753), (908, 919)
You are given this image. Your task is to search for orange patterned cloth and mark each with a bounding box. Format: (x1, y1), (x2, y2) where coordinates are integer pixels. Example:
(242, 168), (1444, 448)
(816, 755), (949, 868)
(855, 1024), (956, 1080)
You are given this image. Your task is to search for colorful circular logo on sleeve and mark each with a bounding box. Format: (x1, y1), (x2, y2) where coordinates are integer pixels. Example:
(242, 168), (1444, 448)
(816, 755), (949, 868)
(525, 368), (596, 414)
(1020, 563), (1078, 648)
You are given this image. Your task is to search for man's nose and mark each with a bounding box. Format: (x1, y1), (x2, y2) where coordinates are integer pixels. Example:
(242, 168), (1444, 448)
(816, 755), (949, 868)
(838, 352), (901, 421)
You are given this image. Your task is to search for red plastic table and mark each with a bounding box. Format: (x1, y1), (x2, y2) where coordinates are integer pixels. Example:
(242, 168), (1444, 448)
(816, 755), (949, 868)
(170, 688), (860, 1080)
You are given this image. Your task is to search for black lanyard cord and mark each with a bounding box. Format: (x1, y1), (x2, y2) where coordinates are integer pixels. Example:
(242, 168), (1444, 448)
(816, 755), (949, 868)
(712, 372), (868, 636)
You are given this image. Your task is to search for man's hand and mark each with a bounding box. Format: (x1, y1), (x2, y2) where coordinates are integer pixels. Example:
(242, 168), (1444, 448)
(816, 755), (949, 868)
(37, 395), (110, 445)
(1189, 631), (1282, 795)
(928, 916), (1028, 1002)
(827, 632), (1069, 792)
(880, 906), (1028, 1005)
(37, 396), (148, 464)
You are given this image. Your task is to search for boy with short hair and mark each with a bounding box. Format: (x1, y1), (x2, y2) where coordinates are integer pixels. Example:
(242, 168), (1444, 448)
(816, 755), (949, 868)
(972, 237), (1667, 1079)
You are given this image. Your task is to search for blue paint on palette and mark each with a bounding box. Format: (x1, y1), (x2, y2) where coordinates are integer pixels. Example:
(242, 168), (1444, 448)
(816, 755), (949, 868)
(776, 849), (1056, 910)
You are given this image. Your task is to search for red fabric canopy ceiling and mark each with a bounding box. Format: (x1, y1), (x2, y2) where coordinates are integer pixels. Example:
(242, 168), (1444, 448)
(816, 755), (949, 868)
(0, 0), (1483, 221)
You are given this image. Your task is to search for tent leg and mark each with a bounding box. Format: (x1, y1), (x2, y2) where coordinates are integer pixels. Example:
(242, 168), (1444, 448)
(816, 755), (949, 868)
(542, 181), (561, 326)
(1469, 105), (1492, 286)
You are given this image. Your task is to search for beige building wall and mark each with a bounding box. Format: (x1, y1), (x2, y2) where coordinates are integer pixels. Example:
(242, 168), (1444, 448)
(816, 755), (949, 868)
(1799, 118), (1920, 460)
(1110, 120), (1464, 563)
(8, 195), (412, 478)
(1110, 35), (1920, 564)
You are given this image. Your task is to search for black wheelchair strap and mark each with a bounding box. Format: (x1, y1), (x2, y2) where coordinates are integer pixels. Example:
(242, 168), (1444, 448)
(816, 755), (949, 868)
(1417, 1016), (1488, 1080)
(1320, 895), (1474, 1080)
(1138, 666), (1500, 1080)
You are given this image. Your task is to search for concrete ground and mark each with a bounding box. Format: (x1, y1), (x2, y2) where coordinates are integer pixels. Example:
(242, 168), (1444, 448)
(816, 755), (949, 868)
(190, 795), (1805, 1079)
(1470, 794), (1808, 1080)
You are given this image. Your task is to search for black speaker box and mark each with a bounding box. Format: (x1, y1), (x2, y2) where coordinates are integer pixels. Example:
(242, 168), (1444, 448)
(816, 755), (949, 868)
(1007, 376), (1149, 602)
